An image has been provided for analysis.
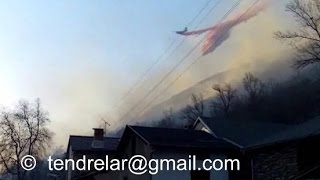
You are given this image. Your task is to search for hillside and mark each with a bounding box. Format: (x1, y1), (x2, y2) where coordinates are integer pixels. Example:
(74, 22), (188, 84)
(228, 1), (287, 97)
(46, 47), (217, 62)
(139, 60), (293, 124)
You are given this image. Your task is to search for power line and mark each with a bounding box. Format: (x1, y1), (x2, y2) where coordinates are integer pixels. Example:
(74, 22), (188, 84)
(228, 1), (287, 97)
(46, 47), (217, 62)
(112, 0), (217, 111)
(135, 0), (244, 118)
(116, 0), (226, 124)
(136, 0), (263, 118)
(117, 0), (243, 124)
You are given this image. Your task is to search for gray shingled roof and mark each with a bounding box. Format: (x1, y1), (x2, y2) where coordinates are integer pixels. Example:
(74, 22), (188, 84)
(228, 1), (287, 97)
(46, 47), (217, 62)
(128, 126), (236, 150)
(68, 136), (120, 152)
(199, 116), (320, 149)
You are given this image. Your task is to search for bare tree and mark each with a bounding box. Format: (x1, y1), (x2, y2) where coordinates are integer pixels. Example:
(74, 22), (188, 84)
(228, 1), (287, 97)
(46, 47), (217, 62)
(181, 93), (205, 124)
(158, 107), (175, 128)
(242, 73), (265, 103)
(0, 99), (53, 180)
(275, 0), (320, 68)
(211, 83), (237, 118)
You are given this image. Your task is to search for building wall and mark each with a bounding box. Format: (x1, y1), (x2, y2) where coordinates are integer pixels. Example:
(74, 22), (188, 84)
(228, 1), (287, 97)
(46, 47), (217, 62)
(67, 146), (73, 180)
(118, 135), (152, 180)
(194, 120), (210, 134)
(193, 119), (216, 137)
(152, 151), (229, 180)
(151, 152), (191, 180)
(66, 149), (117, 180)
(94, 171), (118, 180)
(251, 146), (299, 180)
(209, 154), (230, 180)
(71, 152), (102, 179)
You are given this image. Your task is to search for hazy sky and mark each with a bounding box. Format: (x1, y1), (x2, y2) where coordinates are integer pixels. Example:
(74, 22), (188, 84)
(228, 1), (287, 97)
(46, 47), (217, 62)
(0, 0), (291, 147)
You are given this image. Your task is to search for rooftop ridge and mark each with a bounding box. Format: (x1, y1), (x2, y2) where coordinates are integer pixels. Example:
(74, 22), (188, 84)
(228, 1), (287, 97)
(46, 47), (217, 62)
(69, 135), (120, 139)
(129, 125), (205, 132)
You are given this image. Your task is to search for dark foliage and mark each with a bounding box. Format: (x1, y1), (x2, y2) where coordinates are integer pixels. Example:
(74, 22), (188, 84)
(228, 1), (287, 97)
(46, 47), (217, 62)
(213, 69), (320, 124)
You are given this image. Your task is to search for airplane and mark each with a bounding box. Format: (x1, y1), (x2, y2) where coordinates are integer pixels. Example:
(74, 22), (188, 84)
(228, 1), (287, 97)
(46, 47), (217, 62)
(175, 27), (188, 35)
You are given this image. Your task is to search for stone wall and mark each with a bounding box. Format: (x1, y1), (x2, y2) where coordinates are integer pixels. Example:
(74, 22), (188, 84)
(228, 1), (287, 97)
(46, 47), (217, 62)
(252, 146), (299, 180)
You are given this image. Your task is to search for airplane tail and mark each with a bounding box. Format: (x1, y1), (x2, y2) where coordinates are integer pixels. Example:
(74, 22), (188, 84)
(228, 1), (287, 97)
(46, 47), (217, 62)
(184, 27), (187, 32)
(175, 27), (188, 35)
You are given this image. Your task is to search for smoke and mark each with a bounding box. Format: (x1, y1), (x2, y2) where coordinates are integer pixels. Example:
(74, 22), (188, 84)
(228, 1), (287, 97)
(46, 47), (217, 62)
(128, 0), (294, 128)
(54, 0), (293, 142)
(26, 61), (131, 146)
(0, 0), (297, 149)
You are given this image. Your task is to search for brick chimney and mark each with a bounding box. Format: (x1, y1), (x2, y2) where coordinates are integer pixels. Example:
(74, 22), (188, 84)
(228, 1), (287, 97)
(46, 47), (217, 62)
(93, 128), (104, 140)
(92, 128), (104, 148)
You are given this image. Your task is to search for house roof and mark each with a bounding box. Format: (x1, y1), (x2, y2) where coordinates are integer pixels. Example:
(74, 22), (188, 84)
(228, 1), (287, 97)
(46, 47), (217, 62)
(67, 136), (120, 152)
(123, 125), (237, 151)
(196, 116), (320, 149)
